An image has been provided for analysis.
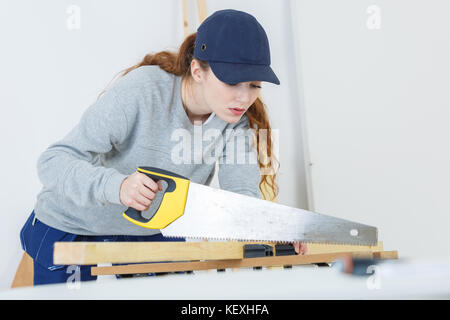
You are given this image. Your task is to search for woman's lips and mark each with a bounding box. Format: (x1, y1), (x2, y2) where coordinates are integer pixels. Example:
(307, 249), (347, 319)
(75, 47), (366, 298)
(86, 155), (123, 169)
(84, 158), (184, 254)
(229, 107), (245, 115)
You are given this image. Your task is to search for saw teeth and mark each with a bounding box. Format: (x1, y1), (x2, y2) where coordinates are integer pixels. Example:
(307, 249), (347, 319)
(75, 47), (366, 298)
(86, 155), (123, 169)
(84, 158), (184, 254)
(163, 234), (375, 246)
(301, 240), (377, 246)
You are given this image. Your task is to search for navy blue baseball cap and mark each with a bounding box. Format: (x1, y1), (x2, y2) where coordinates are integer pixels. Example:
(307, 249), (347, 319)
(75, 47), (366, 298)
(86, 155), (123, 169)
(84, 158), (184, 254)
(194, 9), (280, 85)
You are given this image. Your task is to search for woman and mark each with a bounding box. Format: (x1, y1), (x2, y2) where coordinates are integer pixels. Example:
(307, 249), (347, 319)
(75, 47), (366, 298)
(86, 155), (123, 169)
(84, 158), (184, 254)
(20, 9), (306, 286)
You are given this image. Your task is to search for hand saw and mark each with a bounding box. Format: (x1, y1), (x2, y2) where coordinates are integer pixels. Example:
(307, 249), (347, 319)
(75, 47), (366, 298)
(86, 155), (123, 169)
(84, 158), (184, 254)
(122, 167), (378, 245)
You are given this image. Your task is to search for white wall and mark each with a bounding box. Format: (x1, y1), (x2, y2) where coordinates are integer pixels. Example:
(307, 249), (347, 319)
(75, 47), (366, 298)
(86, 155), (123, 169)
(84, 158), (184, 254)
(0, 0), (306, 290)
(293, 0), (450, 259)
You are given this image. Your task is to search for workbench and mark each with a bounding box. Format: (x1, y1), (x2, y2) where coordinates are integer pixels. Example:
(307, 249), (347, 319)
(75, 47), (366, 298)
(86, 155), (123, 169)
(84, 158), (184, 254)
(11, 240), (398, 288)
(2, 260), (450, 299)
(6, 240), (450, 299)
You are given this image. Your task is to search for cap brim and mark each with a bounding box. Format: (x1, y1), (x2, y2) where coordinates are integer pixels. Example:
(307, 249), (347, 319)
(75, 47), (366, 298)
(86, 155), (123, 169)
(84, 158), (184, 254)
(209, 61), (280, 85)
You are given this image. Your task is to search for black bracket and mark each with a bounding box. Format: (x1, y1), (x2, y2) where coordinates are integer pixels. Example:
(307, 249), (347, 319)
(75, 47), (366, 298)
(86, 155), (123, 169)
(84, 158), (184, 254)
(243, 244), (274, 258)
(275, 244), (296, 256)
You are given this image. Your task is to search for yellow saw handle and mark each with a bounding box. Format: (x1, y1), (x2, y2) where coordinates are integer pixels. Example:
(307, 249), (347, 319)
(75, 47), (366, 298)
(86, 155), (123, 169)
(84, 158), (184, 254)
(122, 167), (190, 229)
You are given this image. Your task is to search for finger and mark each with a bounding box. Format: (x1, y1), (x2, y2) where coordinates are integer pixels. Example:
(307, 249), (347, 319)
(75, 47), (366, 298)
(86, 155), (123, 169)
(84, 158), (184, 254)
(130, 199), (148, 212)
(139, 185), (156, 201)
(140, 174), (159, 192)
(157, 180), (164, 191)
(134, 194), (153, 209)
(293, 242), (300, 254)
(300, 243), (307, 255)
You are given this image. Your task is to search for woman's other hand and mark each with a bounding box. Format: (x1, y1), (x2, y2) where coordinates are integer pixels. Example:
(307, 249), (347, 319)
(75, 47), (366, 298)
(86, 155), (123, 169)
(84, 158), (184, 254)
(293, 242), (308, 255)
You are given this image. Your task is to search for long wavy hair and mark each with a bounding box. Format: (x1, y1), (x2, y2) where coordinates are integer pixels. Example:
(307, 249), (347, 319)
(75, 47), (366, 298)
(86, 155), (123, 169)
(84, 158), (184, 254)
(98, 33), (279, 200)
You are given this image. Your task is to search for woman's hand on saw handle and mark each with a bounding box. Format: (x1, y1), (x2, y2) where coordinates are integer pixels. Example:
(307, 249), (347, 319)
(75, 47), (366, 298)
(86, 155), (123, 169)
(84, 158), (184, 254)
(120, 172), (163, 211)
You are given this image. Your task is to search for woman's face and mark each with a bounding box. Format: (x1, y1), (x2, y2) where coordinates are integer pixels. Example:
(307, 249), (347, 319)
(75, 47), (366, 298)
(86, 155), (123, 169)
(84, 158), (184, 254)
(202, 67), (262, 124)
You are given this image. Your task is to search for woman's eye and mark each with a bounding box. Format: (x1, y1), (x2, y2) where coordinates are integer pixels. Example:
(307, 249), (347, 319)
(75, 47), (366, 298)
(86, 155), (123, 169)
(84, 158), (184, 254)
(227, 83), (261, 88)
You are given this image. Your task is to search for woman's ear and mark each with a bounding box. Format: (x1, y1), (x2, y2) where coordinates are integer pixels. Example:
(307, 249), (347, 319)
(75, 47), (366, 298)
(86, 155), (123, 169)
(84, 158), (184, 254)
(190, 59), (205, 83)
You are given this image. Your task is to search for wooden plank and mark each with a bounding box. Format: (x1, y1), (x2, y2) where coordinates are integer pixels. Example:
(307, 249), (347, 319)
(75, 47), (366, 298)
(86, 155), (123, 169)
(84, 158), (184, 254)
(54, 241), (386, 265)
(91, 250), (398, 276)
(11, 252), (33, 288)
(182, 0), (189, 38)
(54, 242), (249, 265)
(351, 251), (374, 259)
(196, 0), (207, 23)
(373, 250), (398, 260)
(54, 241), (385, 265)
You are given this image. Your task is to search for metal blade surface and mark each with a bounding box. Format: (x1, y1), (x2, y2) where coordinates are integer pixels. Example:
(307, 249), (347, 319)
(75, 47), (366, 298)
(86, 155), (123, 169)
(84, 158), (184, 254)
(162, 183), (378, 245)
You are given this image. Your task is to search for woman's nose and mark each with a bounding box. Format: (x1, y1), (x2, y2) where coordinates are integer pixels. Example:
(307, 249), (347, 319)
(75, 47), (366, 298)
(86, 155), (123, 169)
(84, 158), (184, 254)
(235, 88), (252, 105)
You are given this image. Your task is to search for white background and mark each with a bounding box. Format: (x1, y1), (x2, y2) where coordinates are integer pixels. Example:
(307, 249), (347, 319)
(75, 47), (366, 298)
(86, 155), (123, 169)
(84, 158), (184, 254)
(1, 0), (449, 292)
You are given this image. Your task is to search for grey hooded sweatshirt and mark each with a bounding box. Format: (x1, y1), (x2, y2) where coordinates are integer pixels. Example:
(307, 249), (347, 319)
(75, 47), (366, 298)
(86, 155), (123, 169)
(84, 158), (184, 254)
(34, 65), (262, 236)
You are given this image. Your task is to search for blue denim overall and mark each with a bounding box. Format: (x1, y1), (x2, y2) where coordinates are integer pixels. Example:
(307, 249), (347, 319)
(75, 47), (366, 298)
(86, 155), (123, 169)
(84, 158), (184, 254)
(20, 211), (184, 285)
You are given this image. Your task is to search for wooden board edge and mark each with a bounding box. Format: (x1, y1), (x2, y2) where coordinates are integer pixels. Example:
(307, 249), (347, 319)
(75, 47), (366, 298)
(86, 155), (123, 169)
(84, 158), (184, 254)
(91, 250), (396, 276)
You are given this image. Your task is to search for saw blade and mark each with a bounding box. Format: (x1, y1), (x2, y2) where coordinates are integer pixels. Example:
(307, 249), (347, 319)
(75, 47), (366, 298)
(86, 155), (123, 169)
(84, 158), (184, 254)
(161, 183), (378, 245)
